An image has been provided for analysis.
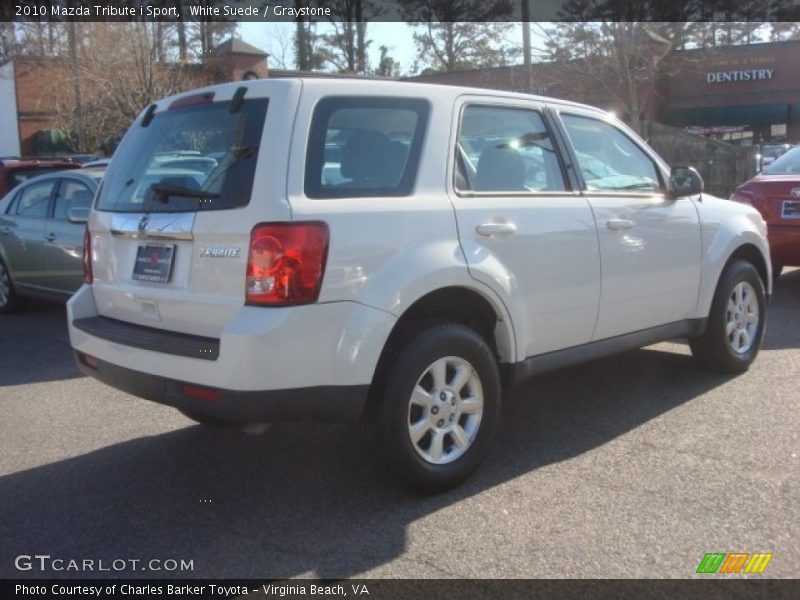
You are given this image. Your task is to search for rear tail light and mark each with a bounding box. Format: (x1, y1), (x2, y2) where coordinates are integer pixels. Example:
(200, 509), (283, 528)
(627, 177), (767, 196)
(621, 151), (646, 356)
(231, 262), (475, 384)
(246, 222), (329, 306)
(82, 229), (93, 283)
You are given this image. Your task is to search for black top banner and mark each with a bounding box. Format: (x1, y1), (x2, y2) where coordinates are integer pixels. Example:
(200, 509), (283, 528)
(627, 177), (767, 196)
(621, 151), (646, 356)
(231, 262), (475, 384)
(1, 0), (799, 23)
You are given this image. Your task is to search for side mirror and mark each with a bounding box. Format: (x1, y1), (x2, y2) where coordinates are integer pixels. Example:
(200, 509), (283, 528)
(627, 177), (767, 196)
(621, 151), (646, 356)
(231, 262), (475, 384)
(67, 206), (89, 224)
(668, 166), (704, 199)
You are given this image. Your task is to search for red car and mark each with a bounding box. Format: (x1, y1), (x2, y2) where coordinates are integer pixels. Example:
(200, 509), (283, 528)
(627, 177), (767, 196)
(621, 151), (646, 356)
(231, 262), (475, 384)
(731, 146), (800, 279)
(0, 158), (81, 199)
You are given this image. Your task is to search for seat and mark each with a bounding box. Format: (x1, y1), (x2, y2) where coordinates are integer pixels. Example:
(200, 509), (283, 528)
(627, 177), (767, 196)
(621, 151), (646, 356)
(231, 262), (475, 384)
(474, 145), (526, 192)
(340, 130), (403, 187)
(69, 189), (93, 209)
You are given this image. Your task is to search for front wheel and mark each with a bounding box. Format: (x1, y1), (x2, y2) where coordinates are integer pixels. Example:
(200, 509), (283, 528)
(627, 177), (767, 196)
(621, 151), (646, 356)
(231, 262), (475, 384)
(690, 260), (766, 373)
(373, 323), (501, 493)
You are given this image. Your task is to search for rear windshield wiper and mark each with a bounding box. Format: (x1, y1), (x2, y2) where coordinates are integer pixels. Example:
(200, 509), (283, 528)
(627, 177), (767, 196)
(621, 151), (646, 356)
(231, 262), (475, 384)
(149, 183), (220, 202)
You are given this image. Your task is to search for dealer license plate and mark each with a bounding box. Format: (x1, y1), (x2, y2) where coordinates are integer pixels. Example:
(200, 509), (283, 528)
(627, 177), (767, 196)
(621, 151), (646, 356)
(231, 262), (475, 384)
(132, 244), (175, 283)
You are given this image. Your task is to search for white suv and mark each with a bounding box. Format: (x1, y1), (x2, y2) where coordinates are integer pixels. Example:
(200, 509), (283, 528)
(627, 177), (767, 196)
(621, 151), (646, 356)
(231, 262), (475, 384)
(68, 79), (770, 491)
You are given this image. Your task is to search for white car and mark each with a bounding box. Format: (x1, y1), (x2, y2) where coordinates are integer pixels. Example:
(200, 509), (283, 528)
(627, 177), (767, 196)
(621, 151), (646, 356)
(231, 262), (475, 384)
(68, 79), (771, 491)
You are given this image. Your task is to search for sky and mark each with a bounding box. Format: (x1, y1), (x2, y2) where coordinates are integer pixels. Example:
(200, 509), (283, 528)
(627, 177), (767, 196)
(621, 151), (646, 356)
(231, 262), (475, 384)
(238, 22), (427, 74)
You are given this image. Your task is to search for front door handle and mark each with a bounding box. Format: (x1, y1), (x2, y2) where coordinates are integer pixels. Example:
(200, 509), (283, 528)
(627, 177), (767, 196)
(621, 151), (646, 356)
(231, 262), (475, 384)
(44, 232), (57, 242)
(476, 222), (517, 237)
(607, 218), (635, 230)
(0, 226), (10, 235)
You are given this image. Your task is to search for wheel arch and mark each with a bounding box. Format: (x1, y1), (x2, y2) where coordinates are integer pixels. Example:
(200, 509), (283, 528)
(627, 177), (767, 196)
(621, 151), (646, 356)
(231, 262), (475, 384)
(726, 243), (769, 291)
(696, 224), (772, 319)
(366, 285), (515, 413)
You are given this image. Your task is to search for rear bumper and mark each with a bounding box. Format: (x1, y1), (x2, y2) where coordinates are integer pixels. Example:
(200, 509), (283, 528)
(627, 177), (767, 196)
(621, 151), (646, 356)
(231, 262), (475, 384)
(74, 351), (368, 423)
(67, 284), (397, 422)
(768, 224), (800, 267)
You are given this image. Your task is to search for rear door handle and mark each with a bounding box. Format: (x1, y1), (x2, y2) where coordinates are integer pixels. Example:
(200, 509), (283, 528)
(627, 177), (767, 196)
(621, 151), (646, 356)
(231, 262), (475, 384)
(476, 222), (517, 237)
(44, 232), (57, 242)
(607, 218), (635, 230)
(0, 226), (10, 235)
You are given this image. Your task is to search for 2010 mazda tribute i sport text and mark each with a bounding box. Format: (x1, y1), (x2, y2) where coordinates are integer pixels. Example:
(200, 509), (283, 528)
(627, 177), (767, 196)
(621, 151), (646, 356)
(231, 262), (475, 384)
(65, 79), (771, 491)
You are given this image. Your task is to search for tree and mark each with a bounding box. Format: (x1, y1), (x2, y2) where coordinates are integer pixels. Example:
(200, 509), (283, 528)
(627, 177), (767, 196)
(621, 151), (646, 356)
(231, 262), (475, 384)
(264, 24), (294, 70)
(316, 0), (374, 73)
(537, 22), (672, 134)
(375, 45), (401, 78)
(49, 23), (212, 153)
(294, 18), (325, 71)
(0, 23), (17, 61)
(769, 22), (800, 42)
(400, 0), (516, 72)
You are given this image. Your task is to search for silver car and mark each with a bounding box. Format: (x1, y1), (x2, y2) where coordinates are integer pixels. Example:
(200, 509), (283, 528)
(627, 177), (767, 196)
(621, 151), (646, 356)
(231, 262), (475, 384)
(0, 169), (103, 312)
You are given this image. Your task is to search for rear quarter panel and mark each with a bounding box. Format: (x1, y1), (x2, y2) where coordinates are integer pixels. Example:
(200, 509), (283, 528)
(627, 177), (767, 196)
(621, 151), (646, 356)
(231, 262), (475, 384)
(286, 82), (517, 363)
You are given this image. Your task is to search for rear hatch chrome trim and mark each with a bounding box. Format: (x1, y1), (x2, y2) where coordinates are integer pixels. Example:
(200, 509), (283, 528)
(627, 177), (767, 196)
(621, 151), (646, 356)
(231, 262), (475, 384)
(109, 212), (196, 241)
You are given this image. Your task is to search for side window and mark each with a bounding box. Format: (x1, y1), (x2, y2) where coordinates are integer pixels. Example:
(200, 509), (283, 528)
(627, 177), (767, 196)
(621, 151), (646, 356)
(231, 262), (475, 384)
(305, 97), (430, 198)
(456, 105), (566, 193)
(15, 180), (54, 218)
(560, 114), (662, 193)
(54, 180), (93, 221)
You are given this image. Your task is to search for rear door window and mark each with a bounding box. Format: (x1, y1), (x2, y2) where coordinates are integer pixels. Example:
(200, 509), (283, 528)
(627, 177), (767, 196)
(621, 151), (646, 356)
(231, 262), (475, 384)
(305, 97), (430, 198)
(15, 180), (55, 218)
(96, 97), (268, 212)
(456, 105), (567, 193)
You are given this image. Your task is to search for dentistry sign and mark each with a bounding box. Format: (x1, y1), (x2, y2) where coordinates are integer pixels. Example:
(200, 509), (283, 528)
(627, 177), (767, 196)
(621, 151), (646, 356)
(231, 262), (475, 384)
(706, 69), (774, 83)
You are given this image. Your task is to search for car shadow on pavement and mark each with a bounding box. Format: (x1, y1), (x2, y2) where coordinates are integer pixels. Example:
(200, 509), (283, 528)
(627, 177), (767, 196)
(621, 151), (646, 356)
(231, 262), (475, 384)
(762, 268), (800, 351)
(0, 303), (84, 387)
(0, 347), (733, 579)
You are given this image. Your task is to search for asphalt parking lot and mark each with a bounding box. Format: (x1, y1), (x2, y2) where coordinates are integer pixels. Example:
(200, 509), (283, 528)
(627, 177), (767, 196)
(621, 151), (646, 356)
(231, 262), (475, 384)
(1, 272), (798, 580)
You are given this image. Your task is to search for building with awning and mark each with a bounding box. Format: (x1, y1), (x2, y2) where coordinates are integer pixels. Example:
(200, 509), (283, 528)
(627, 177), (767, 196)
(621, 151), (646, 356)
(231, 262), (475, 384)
(660, 40), (800, 145)
(409, 39), (800, 147)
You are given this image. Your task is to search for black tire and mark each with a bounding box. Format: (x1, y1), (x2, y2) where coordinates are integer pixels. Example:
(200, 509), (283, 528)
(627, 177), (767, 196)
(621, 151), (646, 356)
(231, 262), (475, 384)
(690, 260), (766, 374)
(773, 265), (783, 282)
(178, 408), (239, 427)
(0, 259), (24, 314)
(372, 322), (501, 493)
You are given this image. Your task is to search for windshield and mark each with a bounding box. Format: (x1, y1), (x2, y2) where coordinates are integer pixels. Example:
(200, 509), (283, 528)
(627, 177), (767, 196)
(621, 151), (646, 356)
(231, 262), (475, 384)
(762, 147), (800, 175)
(96, 98), (268, 212)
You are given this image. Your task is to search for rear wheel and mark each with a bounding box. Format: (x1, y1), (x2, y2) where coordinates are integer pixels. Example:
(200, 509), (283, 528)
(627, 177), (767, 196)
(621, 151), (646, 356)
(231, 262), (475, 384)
(0, 260), (24, 314)
(373, 323), (501, 493)
(690, 260), (766, 373)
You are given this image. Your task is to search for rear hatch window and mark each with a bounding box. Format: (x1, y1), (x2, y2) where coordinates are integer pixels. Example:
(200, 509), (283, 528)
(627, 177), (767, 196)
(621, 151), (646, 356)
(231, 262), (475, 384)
(96, 97), (268, 213)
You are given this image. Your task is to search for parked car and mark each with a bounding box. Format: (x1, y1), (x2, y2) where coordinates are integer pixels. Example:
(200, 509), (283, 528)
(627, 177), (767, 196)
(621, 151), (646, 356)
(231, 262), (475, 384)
(756, 143), (792, 172)
(82, 159), (110, 169)
(66, 154), (101, 165)
(67, 80), (771, 491)
(0, 169), (103, 311)
(0, 157), (82, 199)
(731, 145), (800, 279)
